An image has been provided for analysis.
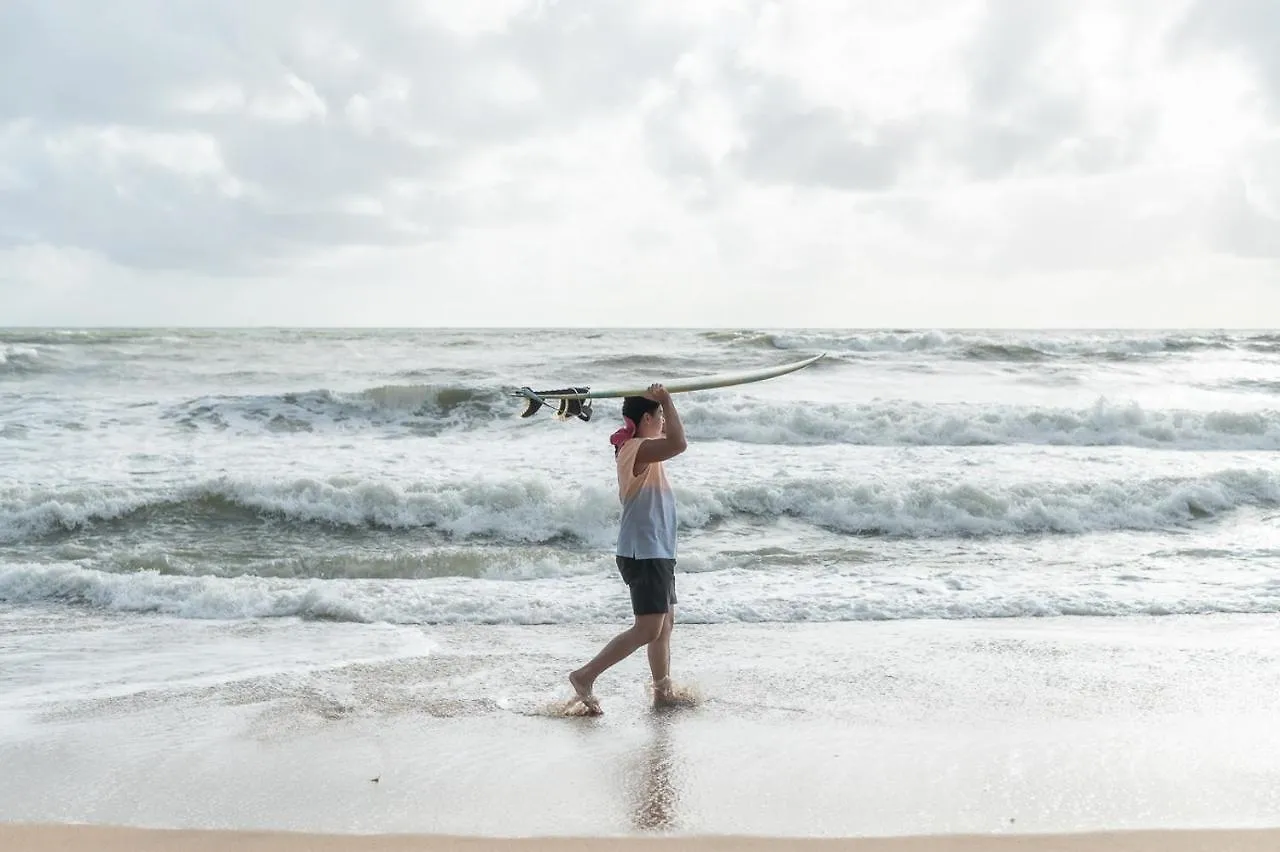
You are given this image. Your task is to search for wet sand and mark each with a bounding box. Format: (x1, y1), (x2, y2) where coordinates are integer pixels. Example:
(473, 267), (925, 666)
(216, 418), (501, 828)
(3, 616), (1280, 842)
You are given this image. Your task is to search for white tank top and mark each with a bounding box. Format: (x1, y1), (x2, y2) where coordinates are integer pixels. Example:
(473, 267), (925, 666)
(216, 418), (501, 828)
(614, 438), (678, 559)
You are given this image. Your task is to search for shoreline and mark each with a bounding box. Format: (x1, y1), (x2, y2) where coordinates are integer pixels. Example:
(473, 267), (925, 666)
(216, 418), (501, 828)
(6, 617), (1280, 839)
(3, 824), (1280, 852)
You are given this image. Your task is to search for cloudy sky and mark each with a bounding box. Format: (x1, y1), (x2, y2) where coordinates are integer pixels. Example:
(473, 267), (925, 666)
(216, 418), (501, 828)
(2, 0), (1277, 327)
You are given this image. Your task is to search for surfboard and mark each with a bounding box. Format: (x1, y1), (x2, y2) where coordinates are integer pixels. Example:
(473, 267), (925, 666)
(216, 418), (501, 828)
(513, 352), (824, 421)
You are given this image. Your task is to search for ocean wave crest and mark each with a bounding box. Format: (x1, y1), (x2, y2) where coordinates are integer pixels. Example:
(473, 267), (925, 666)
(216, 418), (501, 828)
(704, 330), (1250, 360)
(681, 398), (1280, 450)
(4, 468), (1277, 546)
(0, 329), (171, 346)
(167, 384), (509, 434)
(4, 559), (1280, 624)
(0, 345), (50, 376)
(0, 478), (620, 547)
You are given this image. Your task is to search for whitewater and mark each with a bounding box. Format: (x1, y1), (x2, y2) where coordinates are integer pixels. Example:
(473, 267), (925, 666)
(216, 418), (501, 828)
(2, 327), (1279, 627)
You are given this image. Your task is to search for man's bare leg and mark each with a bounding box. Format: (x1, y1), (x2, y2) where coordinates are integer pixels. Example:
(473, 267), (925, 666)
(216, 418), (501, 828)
(647, 608), (674, 702)
(570, 613), (666, 713)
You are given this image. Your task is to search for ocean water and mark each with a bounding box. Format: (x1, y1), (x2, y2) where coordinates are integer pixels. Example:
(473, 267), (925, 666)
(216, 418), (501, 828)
(5, 327), (1280, 832)
(1, 330), (1279, 691)
(4, 327), (1280, 626)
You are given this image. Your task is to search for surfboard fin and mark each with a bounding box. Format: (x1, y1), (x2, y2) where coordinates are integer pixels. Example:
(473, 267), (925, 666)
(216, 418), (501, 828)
(556, 396), (592, 422)
(516, 387), (592, 421)
(516, 387), (547, 418)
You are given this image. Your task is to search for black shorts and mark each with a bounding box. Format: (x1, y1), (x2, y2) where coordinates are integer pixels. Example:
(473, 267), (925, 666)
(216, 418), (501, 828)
(615, 556), (677, 616)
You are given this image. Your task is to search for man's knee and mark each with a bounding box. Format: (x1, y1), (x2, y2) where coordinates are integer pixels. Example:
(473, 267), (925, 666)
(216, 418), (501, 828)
(633, 615), (666, 644)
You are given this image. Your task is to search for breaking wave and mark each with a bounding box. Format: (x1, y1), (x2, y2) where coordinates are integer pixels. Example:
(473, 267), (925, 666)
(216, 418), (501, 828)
(680, 398), (1280, 450)
(5, 468), (1277, 546)
(703, 329), (1258, 360)
(5, 557), (1280, 624)
(0, 345), (51, 376)
(166, 384), (510, 434)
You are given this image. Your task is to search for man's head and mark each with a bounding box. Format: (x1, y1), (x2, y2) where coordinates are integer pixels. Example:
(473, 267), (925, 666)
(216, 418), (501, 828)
(622, 396), (664, 438)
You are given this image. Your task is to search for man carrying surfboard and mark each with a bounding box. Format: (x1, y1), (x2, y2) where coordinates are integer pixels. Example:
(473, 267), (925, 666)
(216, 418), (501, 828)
(569, 383), (687, 715)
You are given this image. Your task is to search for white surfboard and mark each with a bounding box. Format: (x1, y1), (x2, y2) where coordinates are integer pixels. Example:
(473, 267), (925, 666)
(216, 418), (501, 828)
(514, 353), (824, 421)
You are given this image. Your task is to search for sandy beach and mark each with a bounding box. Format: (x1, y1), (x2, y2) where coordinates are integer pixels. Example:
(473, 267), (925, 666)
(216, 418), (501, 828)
(2, 823), (1280, 852)
(5, 614), (1280, 849)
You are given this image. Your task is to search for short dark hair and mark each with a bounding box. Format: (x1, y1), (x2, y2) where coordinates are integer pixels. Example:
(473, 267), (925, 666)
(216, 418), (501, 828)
(621, 396), (659, 424)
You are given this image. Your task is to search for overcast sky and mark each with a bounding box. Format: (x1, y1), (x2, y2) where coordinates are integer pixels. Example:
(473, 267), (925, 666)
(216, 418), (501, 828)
(2, 0), (1277, 327)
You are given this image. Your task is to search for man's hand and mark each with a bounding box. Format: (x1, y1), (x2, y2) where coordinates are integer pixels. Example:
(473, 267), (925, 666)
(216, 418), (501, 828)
(645, 383), (672, 404)
(634, 382), (687, 468)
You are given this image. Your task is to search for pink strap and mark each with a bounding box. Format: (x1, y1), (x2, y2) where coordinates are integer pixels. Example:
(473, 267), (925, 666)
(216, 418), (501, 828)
(609, 416), (637, 452)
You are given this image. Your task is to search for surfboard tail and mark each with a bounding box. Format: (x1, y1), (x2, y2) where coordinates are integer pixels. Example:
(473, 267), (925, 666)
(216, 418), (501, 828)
(516, 389), (545, 418)
(516, 387), (593, 421)
(556, 397), (592, 421)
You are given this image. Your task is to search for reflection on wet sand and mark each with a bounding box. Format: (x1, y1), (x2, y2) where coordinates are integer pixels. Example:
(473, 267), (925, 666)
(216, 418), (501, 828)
(629, 712), (680, 832)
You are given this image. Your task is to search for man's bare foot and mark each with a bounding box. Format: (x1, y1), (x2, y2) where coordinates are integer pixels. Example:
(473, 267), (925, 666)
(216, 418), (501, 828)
(569, 670), (602, 715)
(652, 676), (677, 707)
(652, 677), (698, 709)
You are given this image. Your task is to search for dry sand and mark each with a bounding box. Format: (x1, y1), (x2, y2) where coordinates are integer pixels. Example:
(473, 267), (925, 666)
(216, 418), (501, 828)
(3, 824), (1280, 852)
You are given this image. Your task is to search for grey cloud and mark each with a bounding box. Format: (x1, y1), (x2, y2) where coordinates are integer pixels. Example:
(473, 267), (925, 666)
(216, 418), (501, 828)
(0, 1), (227, 128)
(0, 0), (697, 274)
(0, 0), (694, 140)
(642, 64), (922, 195)
(1174, 1), (1280, 258)
(0, 1), (458, 272)
(954, 0), (1153, 181)
(0, 129), (415, 275)
(0, 117), (439, 274)
(500, 2), (689, 118)
(1220, 200), (1280, 259)
(733, 94), (914, 192)
(6, 0), (1268, 281)
(965, 0), (1067, 110)
(642, 106), (718, 181)
(641, 1), (1152, 199)
(1178, 0), (1280, 114)
(948, 96), (1144, 181)
(214, 124), (443, 207)
(1216, 154), (1280, 258)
